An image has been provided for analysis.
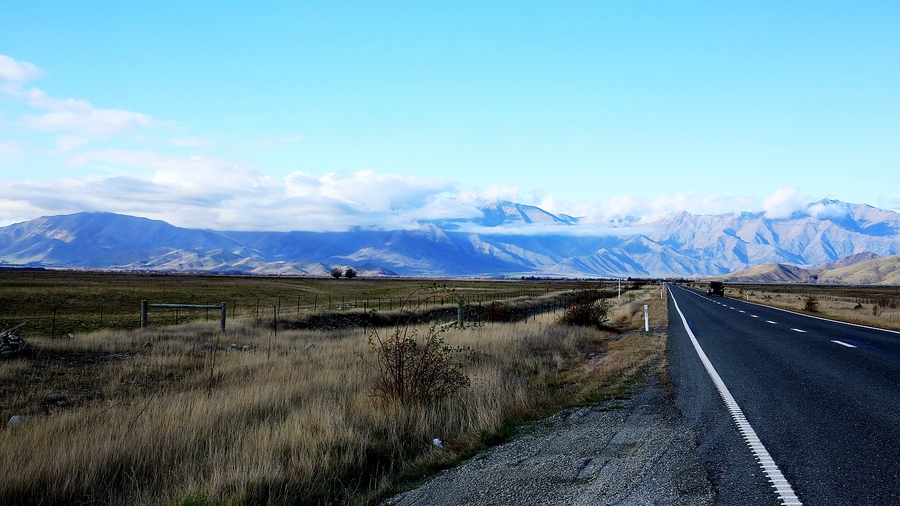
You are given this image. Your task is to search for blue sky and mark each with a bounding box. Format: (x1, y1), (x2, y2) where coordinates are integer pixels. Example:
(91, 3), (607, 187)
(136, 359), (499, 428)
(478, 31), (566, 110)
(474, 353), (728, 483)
(1, 1), (899, 231)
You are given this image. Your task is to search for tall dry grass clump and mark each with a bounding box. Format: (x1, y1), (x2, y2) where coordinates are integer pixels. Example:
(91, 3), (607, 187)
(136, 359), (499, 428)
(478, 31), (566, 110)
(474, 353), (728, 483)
(0, 287), (668, 505)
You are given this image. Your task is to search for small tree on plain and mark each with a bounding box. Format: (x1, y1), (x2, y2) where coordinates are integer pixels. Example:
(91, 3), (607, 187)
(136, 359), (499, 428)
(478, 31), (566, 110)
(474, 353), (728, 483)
(330, 267), (343, 279)
(344, 267), (357, 279)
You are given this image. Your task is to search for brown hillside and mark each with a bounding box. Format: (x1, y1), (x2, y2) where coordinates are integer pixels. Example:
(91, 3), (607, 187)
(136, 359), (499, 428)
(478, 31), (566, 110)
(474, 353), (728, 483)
(721, 263), (813, 283)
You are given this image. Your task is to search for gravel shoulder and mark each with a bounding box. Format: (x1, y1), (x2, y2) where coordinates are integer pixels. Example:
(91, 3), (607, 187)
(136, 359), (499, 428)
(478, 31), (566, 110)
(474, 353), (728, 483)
(384, 377), (714, 506)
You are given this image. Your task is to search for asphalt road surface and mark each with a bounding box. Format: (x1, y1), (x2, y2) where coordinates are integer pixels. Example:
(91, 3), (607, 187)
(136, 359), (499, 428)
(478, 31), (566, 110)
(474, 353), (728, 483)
(667, 284), (900, 505)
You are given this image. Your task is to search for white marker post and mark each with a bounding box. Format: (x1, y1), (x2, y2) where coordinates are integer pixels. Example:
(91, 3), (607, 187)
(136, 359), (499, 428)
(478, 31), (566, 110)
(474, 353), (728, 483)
(618, 279), (621, 301)
(644, 304), (649, 331)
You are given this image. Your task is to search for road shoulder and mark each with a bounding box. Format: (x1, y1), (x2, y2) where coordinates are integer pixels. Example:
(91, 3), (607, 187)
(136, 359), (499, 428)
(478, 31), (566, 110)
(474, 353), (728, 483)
(383, 377), (714, 506)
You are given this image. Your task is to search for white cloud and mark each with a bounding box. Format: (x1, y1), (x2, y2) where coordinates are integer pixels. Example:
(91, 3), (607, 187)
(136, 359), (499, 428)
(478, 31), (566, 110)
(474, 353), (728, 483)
(23, 107), (153, 137)
(1, 151), (464, 231)
(0, 55), (43, 83)
(456, 185), (522, 205)
(5, 123), (868, 236)
(0, 140), (22, 158)
(315, 170), (455, 211)
(762, 186), (804, 219)
(808, 201), (849, 220)
(878, 197), (900, 213)
(0, 55), (157, 150)
(538, 192), (758, 226)
(1, 156), (840, 234)
(55, 135), (90, 153)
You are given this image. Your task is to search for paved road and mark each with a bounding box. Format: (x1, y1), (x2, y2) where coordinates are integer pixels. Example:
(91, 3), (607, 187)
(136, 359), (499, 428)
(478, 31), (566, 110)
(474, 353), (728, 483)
(668, 284), (900, 505)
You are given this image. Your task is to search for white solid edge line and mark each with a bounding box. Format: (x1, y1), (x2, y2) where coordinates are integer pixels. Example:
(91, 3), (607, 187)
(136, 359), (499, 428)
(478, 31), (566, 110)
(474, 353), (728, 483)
(832, 340), (857, 348)
(669, 286), (803, 505)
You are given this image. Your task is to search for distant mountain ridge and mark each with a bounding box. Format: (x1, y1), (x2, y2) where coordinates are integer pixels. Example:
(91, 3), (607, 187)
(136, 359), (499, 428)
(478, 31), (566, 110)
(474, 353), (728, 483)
(722, 252), (900, 285)
(1, 199), (900, 280)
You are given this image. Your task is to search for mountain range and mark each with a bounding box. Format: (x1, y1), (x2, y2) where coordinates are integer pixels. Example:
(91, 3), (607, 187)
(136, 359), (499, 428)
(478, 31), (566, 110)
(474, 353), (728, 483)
(1, 199), (899, 280)
(722, 252), (900, 285)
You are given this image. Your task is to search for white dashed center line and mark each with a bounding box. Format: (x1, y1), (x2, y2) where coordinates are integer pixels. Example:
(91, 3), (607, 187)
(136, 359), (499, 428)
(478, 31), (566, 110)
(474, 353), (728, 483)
(751, 315), (759, 318)
(832, 340), (856, 348)
(790, 329), (806, 333)
(766, 320), (777, 325)
(739, 310), (745, 313)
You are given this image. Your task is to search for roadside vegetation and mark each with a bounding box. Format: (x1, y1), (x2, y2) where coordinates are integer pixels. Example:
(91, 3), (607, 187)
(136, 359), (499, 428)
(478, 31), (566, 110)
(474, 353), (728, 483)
(690, 282), (900, 331)
(0, 275), (669, 505)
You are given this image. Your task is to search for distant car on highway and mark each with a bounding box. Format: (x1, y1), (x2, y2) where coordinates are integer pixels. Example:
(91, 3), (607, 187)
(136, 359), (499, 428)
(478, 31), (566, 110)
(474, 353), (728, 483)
(706, 281), (725, 296)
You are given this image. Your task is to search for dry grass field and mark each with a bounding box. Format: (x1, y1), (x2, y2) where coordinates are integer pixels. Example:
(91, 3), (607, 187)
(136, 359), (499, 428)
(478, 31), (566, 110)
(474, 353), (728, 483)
(0, 274), (668, 505)
(0, 271), (580, 339)
(689, 282), (900, 331)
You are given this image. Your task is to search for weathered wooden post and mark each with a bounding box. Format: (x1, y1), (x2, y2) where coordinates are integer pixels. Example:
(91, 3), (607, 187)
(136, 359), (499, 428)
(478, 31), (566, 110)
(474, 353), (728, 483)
(220, 302), (227, 333)
(141, 300), (148, 329)
(457, 300), (465, 327)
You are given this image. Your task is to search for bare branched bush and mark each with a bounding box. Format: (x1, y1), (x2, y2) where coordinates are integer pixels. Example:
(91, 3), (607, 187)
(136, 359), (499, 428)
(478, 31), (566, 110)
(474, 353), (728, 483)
(368, 325), (470, 404)
(366, 287), (471, 404)
(803, 294), (820, 312)
(556, 283), (612, 329)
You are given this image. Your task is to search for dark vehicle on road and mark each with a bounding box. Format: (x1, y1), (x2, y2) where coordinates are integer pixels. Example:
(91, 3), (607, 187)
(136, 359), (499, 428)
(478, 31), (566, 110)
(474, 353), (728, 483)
(706, 281), (725, 296)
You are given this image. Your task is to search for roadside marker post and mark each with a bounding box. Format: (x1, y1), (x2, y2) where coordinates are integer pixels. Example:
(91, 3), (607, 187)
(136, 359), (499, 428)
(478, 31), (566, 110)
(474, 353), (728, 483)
(644, 304), (649, 332)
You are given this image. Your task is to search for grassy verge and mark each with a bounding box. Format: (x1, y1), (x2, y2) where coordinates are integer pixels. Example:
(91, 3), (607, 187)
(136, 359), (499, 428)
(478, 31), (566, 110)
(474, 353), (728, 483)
(0, 286), (668, 505)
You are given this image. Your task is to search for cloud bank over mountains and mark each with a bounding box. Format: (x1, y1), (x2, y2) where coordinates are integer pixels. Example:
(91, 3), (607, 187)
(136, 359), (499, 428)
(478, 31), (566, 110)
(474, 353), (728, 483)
(0, 163), (840, 234)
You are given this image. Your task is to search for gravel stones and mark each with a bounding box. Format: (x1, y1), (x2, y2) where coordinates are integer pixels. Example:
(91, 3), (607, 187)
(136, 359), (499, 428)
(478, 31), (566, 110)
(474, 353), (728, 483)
(385, 379), (714, 506)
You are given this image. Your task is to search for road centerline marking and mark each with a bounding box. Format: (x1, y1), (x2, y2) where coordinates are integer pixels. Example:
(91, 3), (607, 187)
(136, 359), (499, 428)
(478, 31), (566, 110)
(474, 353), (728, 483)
(832, 340), (856, 348)
(790, 329), (806, 333)
(766, 320), (777, 324)
(669, 288), (803, 506)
